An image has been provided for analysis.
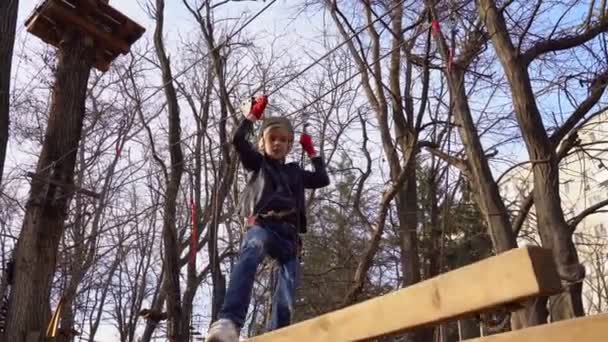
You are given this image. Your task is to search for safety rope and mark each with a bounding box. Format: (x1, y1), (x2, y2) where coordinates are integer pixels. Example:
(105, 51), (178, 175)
(35, 0), (280, 175)
(35, 0), (407, 175)
(50, 4), (464, 198)
(27, 4), (470, 263)
(265, 0), (408, 97)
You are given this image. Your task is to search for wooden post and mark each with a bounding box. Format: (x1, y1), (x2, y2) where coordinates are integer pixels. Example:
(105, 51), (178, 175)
(4, 26), (94, 342)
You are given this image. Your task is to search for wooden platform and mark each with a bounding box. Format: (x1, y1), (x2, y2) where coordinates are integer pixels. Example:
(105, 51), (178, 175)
(465, 314), (608, 342)
(247, 247), (562, 342)
(24, 0), (145, 71)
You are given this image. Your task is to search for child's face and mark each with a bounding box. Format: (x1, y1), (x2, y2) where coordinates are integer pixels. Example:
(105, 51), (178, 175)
(263, 127), (292, 160)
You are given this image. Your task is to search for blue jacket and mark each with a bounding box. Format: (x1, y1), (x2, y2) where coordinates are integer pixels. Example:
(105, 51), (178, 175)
(233, 119), (330, 234)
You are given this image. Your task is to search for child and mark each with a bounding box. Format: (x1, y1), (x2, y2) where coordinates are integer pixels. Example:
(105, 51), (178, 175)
(206, 96), (330, 342)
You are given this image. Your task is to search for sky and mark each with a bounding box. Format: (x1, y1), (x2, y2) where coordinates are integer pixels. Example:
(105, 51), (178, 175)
(9, 0), (606, 340)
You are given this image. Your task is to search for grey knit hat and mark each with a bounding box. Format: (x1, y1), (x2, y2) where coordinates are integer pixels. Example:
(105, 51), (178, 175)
(260, 116), (294, 139)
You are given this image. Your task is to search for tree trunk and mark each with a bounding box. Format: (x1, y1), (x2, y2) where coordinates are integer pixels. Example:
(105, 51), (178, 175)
(398, 165), (433, 342)
(426, 170), (441, 280)
(139, 284), (167, 342)
(0, 0), (19, 187)
(387, 3), (429, 339)
(153, 0), (186, 340)
(398, 170), (420, 287)
(197, 5), (234, 321)
(426, 1), (539, 326)
(55, 302), (74, 342)
(208, 190), (227, 322)
(448, 70), (517, 253)
(328, 2), (427, 320)
(5, 28), (92, 342)
(477, 0), (585, 323)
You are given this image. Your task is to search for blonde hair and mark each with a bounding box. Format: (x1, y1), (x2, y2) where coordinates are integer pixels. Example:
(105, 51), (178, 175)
(258, 126), (294, 154)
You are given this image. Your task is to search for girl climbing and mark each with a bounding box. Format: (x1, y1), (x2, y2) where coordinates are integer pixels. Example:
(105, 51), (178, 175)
(207, 95), (330, 342)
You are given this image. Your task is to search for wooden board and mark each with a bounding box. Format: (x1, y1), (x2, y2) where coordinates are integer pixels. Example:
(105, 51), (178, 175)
(247, 247), (561, 342)
(465, 314), (608, 342)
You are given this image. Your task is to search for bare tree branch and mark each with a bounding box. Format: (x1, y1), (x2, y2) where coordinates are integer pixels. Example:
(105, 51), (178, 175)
(522, 16), (608, 64)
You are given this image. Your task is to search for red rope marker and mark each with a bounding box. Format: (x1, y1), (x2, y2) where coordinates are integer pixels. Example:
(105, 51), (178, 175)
(431, 20), (441, 36)
(115, 138), (122, 157)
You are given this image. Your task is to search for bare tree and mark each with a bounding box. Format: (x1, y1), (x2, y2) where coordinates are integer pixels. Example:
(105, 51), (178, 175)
(477, 0), (607, 322)
(147, 0), (187, 340)
(320, 2), (435, 341)
(5, 24), (94, 342)
(0, 0), (19, 187)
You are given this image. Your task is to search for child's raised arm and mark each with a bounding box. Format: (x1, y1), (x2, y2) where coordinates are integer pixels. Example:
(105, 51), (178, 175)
(301, 156), (330, 189)
(232, 96), (268, 171)
(232, 118), (263, 172)
(299, 133), (330, 189)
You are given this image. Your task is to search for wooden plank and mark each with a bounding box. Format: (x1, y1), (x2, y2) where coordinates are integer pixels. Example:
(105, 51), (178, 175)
(26, 13), (111, 71)
(25, 0), (144, 71)
(465, 314), (608, 342)
(69, 0), (146, 44)
(46, 1), (130, 53)
(25, 14), (60, 47)
(247, 247), (561, 342)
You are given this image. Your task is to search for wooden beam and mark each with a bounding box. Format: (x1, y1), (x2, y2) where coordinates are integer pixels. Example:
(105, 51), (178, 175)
(46, 1), (130, 53)
(465, 314), (608, 342)
(247, 247), (561, 342)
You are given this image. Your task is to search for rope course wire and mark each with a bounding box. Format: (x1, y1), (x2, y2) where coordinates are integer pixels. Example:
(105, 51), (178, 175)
(65, 14), (443, 199)
(33, 0), (280, 175)
(34, 5), (462, 204)
(31, 0), (404, 178)
(20, 5), (466, 260)
(32, 0), (414, 178)
(264, 0), (408, 97)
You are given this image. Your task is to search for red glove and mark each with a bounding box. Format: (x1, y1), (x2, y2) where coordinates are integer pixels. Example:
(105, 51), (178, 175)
(241, 95), (268, 121)
(300, 133), (317, 158)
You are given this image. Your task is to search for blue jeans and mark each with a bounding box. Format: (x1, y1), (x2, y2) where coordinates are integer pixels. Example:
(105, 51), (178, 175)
(219, 223), (300, 331)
